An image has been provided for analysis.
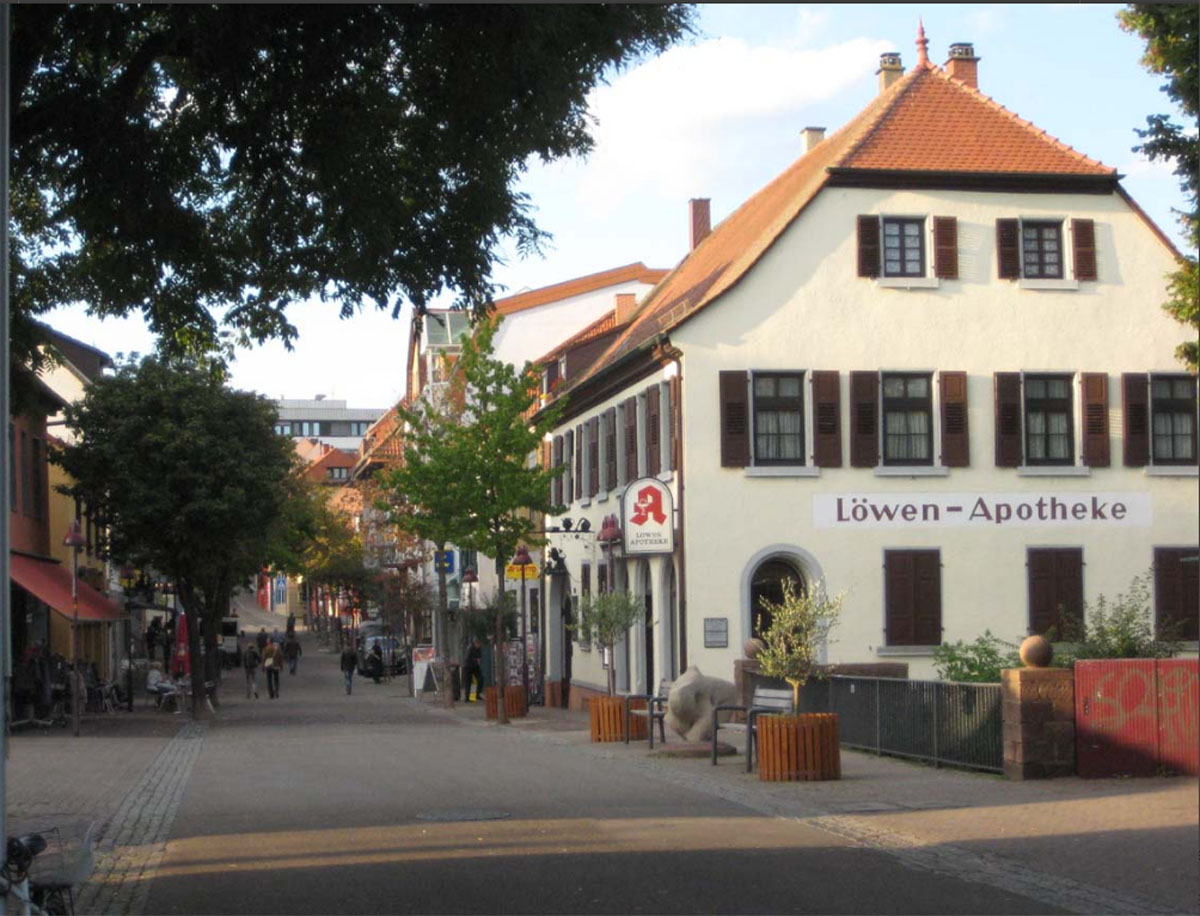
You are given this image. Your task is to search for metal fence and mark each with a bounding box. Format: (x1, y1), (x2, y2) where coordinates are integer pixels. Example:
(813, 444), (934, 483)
(796, 675), (1003, 773)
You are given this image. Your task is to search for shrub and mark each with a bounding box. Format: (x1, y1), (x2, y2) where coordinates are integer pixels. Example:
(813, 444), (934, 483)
(1052, 572), (1182, 665)
(933, 631), (1021, 683)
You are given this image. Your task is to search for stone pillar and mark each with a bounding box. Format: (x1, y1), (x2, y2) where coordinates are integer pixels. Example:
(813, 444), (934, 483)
(1001, 667), (1075, 779)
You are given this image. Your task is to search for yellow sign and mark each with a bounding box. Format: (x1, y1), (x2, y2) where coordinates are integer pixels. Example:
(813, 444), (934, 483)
(505, 563), (539, 580)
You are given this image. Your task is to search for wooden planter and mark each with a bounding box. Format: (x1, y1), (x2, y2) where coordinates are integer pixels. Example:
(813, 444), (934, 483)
(484, 685), (527, 720)
(756, 713), (841, 782)
(589, 695), (627, 742)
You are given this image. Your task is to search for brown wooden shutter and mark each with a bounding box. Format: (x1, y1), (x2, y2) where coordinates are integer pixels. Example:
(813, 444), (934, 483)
(646, 384), (661, 476)
(563, 429), (574, 503)
(939, 371), (969, 467)
(1027, 548), (1082, 637)
(587, 416), (599, 497)
(1122, 373), (1149, 467)
(849, 371), (878, 468)
(996, 218), (1020, 279)
(1072, 218), (1097, 281)
(857, 216), (881, 278)
(933, 216), (958, 279)
(603, 407), (617, 488)
(811, 370), (842, 468)
(719, 371), (749, 468)
(1155, 547), (1200, 641)
(913, 551), (942, 646)
(552, 436), (563, 505)
(1081, 372), (1110, 467)
(884, 551), (917, 646)
(624, 396), (638, 481)
(994, 372), (1022, 467)
(668, 376), (680, 471)
(574, 423), (583, 500)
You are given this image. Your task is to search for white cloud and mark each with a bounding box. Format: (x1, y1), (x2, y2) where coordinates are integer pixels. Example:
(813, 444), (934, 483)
(571, 35), (892, 215)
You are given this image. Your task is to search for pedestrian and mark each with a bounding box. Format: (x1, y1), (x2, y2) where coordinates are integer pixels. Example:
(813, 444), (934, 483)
(145, 617), (162, 663)
(243, 640), (261, 699)
(262, 638), (284, 699)
(462, 637), (483, 702)
(286, 612), (296, 636)
(366, 642), (384, 684)
(256, 628), (268, 652)
(340, 640), (357, 695)
(283, 632), (302, 675)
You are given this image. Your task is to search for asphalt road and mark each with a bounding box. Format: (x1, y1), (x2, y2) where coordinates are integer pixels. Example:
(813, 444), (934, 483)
(143, 610), (1064, 915)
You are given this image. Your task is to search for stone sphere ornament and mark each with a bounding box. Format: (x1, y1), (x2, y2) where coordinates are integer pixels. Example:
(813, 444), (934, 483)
(1019, 635), (1053, 668)
(744, 638), (765, 659)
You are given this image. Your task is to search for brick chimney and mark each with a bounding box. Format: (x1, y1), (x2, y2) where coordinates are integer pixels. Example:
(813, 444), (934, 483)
(689, 198), (711, 251)
(945, 42), (979, 89)
(802, 126), (826, 153)
(877, 52), (903, 93)
(615, 293), (638, 326)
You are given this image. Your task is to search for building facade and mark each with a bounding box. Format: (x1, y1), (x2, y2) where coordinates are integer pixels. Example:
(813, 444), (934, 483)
(274, 397), (386, 453)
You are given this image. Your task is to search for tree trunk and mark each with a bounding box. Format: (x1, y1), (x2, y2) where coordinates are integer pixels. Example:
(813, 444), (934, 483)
(177, 581), (207, 720)
(605, 641), (616, 696)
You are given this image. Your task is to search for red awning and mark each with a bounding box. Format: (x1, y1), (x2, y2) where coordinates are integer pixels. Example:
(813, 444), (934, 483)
(10, 553), (129, 622)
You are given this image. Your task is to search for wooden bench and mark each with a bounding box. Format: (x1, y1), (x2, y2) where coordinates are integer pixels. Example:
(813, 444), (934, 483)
(624, 679), (671, 748)
(711, 686), (794, 771)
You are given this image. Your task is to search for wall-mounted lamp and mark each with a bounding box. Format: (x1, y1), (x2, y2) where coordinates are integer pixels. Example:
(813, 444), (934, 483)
(561, 518), (573, 531)
(577, 518), (591, 533)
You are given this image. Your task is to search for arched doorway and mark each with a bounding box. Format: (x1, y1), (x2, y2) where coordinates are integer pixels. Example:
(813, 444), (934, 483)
(750, 558), (805, 639)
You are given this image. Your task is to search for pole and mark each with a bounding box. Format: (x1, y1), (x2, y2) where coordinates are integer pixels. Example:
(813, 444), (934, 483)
(520, 567), (529, 713)
(71, 545), (80, 736)
(1, 5), (13, 892)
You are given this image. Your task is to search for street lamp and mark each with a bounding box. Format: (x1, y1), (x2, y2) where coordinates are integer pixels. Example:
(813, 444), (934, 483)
(512, 545), (533, 712)
(62, 519), (86, 736)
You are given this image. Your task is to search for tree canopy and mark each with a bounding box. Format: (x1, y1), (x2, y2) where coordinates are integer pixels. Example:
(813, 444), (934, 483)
(10, 5), (695, 377)
(1119, 3), (1199, 370)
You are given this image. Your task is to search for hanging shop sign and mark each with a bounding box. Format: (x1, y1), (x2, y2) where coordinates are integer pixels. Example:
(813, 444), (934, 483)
(813, 491), (1152, 530)
(505, 563), (540, 580)
(622, 477), (675, 555)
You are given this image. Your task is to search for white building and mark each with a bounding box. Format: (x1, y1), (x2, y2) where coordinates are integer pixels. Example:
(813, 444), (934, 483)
(538, 39), (1198, 709)
(273, 397), (386, 453)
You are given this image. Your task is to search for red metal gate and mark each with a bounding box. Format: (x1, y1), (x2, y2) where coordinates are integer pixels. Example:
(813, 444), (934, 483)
(1075, 659), (1198, 777)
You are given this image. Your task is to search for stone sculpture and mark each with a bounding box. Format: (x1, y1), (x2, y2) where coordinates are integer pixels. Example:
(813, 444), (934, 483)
(664, 665), (737, 742)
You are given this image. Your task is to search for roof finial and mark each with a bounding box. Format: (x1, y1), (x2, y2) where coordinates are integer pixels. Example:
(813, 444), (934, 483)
(916, 18), (929, 66)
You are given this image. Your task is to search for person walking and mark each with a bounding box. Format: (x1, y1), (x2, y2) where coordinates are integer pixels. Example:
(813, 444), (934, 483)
(283, 632), (303, 675)
(256, 628), (268, 652)
(262, 638), (284, 699)
(242, 640), (261, 699)
(462, 638), (483, 702)
(340, 640), (357, 695)
(146, 617), (162, 663)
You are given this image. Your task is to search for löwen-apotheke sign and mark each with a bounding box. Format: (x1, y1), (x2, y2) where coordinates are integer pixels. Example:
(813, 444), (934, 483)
(813, 492), (1151, 530)
(621, 477), (675, 555)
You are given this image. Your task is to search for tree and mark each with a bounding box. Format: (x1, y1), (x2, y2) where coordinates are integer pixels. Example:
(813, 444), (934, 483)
(52, 357), (295, 714)
(754, 580), (844, 713)
(1119, 4), (1199, 370)
(10, 5), (695, 380)
(574, 591), (645, 697)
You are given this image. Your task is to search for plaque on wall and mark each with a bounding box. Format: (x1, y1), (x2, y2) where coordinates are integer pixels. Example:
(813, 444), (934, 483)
(703, 618), (728, 648)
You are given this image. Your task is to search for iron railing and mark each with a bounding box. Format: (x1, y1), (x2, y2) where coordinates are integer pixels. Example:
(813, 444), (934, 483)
(796, 675), (1003, 773)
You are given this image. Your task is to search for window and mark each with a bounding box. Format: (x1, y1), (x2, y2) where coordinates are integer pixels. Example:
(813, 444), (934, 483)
(1027, 548), (1083, 637)
(882, 373), (932, 465)
(1154, 547), (1198, 641)
(884, 550), (941, 646)
(274, 422), (293, 436)
(326, 467), (348, 481)
(1151, 375), (1197, 465)
(753, 373), (804, 465)
(882, 218), (925, 277)
(1020, 221), (1063, 278)
(1023, 375), (1074, 465)
(750, 559), (804, 640)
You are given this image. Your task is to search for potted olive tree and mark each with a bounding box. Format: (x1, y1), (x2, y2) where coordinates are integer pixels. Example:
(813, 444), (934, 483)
(573, 590), (644, 742)
(754, 579), (845, 781)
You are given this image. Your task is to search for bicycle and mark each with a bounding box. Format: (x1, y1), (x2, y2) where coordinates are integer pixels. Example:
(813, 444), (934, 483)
(2, 822), (94, 915)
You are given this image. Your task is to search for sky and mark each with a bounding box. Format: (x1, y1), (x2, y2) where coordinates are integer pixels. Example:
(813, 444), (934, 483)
(45, 3), (1192, 410)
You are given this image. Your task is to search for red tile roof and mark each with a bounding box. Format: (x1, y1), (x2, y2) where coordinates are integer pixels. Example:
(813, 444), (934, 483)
(532, 309), (618, 367)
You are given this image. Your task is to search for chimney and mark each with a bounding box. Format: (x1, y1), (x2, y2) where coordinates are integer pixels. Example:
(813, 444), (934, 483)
(877, 52), (903, 93)
(689, 198), (711, 251)
(945, 42), (979, 89)
(802, 126), (826, 153)
(615, 293), (638, 326)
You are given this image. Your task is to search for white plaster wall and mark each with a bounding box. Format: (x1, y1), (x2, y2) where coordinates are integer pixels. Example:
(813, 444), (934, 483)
(674, 186), (1196, 680)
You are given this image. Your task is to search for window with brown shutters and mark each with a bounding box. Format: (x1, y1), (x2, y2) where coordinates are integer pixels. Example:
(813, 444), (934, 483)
(623, 395), (639, 481)
(574, 423), (583, 500)
(646, 384), (662, 476)
(1071, 219), (1097, 281)
(996, 218), (1020, 279)
(668, 376), (680, 472)
(881, 372), (933, 466)
(551, 435), (563, 506)
(1081, 372), (1109, 467)
(857, 215), (881, 278)
(587, 416), (599, 497)
(939, 371), (969, 467)
(1150, 374), (1198, 466)
(603, 407), (617, 490)
(719, 371), (750, 468)
(1154, 547), (1199, 641)
(812, 370), (842, 468)
(1122, 373), (1149, 467)
(994, 372), (1022, 467)
(1024, 374), (1074, 465)
(1027, 548), (1083, 638)
(933, 216), (958, 279)
(850, 371), (879, 468)
(884, 550), (942, 646)
(752, 372), (805, 465)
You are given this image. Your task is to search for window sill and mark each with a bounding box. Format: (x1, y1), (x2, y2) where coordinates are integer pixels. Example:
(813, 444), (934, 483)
(580, 498), (592, 508)
(1145, 465), (1198, 477)
(1018, 278), (1080, 291)
(877, 276), (940, 289)
(596, 492), (610, 504)
(1017, 466), (1091, 477)
(657, 471), (674, 484)
(745, 466), (820, 478)
(875, 645), (938, 657)
(874, 466), (949, 478)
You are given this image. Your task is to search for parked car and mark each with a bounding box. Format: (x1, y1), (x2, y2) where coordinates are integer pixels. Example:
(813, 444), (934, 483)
(357, 635), (407, 678)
